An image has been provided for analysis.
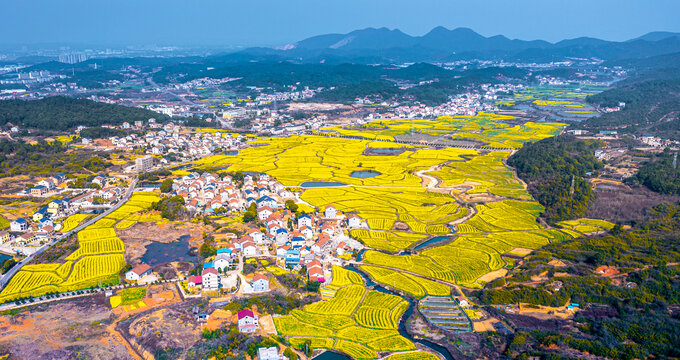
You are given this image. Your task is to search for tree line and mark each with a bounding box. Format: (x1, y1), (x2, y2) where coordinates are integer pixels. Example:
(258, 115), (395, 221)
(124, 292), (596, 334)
(0, 96), (170, 131)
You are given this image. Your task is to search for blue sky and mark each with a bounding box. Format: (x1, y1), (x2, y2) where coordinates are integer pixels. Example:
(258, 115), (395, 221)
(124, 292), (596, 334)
(3, 0), (679, 47)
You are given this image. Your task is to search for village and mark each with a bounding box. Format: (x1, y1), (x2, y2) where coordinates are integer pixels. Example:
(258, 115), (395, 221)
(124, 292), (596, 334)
(129, 170), (366, 311)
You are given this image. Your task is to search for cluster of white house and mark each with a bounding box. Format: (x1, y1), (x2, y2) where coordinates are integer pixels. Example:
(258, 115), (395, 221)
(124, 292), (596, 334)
(270, 204), (365, 262)
(1, 174), (129, 250)
(186, 260), (242, 294)
(2, 200), (72, 247)
(172, 172), (293, 215)
(99, 122), (246, 159)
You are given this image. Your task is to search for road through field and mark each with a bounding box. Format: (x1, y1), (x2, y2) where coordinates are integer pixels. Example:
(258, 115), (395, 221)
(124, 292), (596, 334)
(0, 178), (138, 290)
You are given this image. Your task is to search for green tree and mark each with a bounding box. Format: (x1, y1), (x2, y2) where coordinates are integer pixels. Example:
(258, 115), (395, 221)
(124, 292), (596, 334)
(160, 178), (173, 193)
(243, 202), (257, 223)
(284, 347), (299, 360)
(285, 199), (298, 213)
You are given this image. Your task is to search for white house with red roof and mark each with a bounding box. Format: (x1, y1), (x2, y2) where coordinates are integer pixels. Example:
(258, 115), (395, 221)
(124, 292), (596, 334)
(265, 213), (284, 227)
(348, 215), (362, 228)
(125, 264), (152, 281)
(250, 273), (270, 293)
(276, 245), (291, 257)
(324, 205), (337, 219)
(307, 260), (324, 282)
(242, 241), (257, 256)
(188, 275), (202, 288)
(257, 206), (273, 221)
(210, 198), (223, 210)
(267, 223), (282, 235)
(237, 309), (259, 333)
(202, 268), (219, 290)
(320, 223), (335, 236)
(336, 242), (348, 256)
(247, 228), (264, 244)
(228, 197), (241, 211)
(299, 225), (313, 240)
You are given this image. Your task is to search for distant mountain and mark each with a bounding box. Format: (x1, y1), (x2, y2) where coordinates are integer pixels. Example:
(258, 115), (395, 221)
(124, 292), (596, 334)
(266, 26), (680, 63)
(630, 31), (680, 42)
(287, 26), (551, 54)
(296, 28), (415, 50)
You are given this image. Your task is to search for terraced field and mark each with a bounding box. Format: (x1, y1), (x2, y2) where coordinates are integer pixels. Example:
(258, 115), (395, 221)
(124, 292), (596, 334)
(362, 217), (573, 288)
(191, 127), (582, 287)
(59, 214), (91, 233)
(275, 267), (416, 359)
(360, 265), (451, 298)
(194, 135), (475, 187)
(193, 135), (474, 251)
(557, 218), (615, 235)
(321, 112), (565, 148)
(513, 84), (606, 102)
(0, 192), (160, 304)
(431, 151), (530, 199)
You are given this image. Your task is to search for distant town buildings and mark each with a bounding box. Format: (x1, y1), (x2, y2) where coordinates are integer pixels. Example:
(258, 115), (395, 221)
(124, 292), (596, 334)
(58, 53), (89, 64)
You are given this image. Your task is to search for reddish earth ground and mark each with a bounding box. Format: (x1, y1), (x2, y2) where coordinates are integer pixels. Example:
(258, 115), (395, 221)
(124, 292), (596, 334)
(0, 296), (133, 359)
(594, 265), (620, 277)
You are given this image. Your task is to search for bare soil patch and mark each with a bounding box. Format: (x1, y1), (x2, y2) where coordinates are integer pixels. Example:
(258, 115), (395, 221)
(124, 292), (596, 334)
(587, 184), (680, 224)
(473, 319), (498, 332)
(0, 295), (132, 359)
(121, 303), (203, 356)
(508, 248), (533, 256)
(548, 259), (567, 267)
(477, 269), (508, 284)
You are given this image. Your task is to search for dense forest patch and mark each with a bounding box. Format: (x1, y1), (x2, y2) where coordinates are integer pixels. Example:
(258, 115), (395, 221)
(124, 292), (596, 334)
(507, 135), (603, 222)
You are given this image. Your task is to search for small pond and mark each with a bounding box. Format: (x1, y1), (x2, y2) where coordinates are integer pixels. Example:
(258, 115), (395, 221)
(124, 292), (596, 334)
(414, 235), (452, 250)
(141, 235), (197, 267)
(0, 253), (11, 265)
(225, 150), (239, 155)
(300, 181), (346, 188)
(371, 148), (402, 154)
(365, 147), (407, 156)
(312, 351), (351, 360)
(350, 170), (381, 178)
(170, 163), (193, 170)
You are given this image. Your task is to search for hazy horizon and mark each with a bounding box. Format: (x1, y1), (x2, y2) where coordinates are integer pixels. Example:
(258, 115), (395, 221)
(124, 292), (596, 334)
(2, 0), (679, 48)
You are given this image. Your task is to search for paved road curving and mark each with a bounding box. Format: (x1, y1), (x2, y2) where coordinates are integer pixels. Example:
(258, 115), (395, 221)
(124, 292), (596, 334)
(0, 178), (138, 290)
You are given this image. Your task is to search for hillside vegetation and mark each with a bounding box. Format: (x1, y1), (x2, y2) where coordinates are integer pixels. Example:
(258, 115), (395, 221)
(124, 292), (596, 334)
(0, 139), (110, 177)
(0, 96), (169, 131)
(475, 202), (680, 359)
(583, 79), (680, 139)
(507, 135), (603, 222)
(635, 148), (680, 194)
